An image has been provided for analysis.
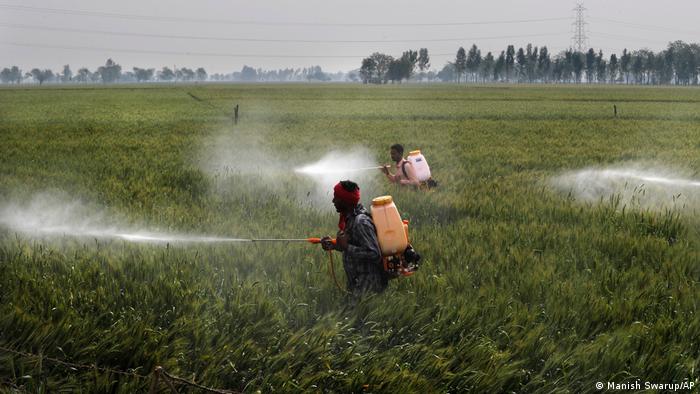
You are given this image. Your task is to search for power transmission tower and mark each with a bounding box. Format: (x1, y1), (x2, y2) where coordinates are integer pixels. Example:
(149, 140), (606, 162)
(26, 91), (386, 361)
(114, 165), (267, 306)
(571, 2), (588, 52)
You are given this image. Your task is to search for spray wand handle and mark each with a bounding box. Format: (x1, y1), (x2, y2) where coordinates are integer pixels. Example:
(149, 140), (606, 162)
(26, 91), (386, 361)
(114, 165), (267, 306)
(307, 237), (336, 245)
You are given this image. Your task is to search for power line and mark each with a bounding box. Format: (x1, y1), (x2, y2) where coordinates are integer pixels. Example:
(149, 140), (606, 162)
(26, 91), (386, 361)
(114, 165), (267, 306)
(588, 32), (672, 46)
(0, 40), (581, 61)
(0, 3), (570, 27)
(589, 16), (700, 36)
(0, 41), (463, 58)
(0, 23), (564, 44)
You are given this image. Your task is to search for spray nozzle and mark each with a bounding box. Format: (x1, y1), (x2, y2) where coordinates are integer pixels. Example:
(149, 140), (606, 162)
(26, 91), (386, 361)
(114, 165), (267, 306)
(306, 237), (336, 245)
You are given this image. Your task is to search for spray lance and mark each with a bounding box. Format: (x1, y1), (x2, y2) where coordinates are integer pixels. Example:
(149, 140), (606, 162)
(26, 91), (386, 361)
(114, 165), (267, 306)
(245, 237), (334, 244)
(247, 237), (345, 291)
(293, 166), (385, 175)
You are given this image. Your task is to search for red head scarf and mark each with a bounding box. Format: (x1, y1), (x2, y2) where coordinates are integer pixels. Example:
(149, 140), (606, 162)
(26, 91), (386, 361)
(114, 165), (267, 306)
(334, 182), (360, 231)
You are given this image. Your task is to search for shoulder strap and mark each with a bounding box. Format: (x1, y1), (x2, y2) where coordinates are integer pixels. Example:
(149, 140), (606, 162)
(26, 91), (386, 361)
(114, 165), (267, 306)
(401, 160), (409, 178)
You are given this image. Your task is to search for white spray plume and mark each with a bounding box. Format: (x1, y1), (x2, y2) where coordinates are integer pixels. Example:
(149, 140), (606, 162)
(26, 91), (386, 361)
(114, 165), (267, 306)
(293, 148), (380, 205)
(550, 163), (700, 212)
(200, 128), (285, 177)
(201, 125), (381, 209)
(0, 193), (248, 243)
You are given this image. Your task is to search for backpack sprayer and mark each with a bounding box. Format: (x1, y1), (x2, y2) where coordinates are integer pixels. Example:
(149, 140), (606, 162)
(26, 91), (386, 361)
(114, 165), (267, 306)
(369, 195), (420, 278)
(240, 195), (420, 291)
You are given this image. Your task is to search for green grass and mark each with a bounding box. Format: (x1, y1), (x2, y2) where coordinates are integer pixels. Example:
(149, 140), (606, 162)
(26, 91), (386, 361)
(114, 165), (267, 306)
(0, 83), (699, 392)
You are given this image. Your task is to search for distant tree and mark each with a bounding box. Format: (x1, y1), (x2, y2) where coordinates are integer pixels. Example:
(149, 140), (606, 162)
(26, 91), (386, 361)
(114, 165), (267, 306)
(75, 68), (90, 83)
(524, 44), (538, 83)
(585, 48), (596, 83)
(60, 65), (72, 83)
(505, 45), (515, 82)
(177, 67), (195, 81)
(631, 51), (645, 83)
(239, 65), (257, 81)
(562, 50), (575, 83)
(158, 67), (176, 81)
(0, 68), (11, 83)
(437, 63), (457, 82)
(595, 50), (607, 84)
(494, 51), (506, 81)
(608, 54), (619, 83)
(660, 48), (674, 84)
(121, 71), (136, 83)
(527, 45), (538, 82)
(346, 70), (359, 82)
(90, 71), (101, 83)
(403, 50), (419, 80)
(454, 47), (467, 83)
(481, 52), (495, 82)
(515, 47), (527, 82)
(29, 68), (53, 85)
(572, 51), (585, 83)
(552, 57), (563, 82)
(97, 58), (121, 83)
(643, 50), (655, 84)
(387, 60), (403, 83)
(133, 67), (155, 82)
(0, 68), (9, 83)
(306, 66), (330, 81)
(537, 46), (551, 82)
(385, 50), (419, 82)
(669, 41), (694, 84)
(369, 52), (394, 83)
(196, 67), (207, 81)
(418, 48), (430, 80)
(360, 57), (378, 83)
(466, 44), (481, 82)
(620, 49), (631, 84)
(385, 50), (418, 82)
(10, 66), (22, 83)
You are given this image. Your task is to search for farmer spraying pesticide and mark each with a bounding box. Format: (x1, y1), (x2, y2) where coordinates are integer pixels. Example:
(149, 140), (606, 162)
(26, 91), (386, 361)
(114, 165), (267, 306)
(321, 181), (387, 295)
(320, 180), (421, 296)
(382, 144), (420, 187)
(382, 144), (437, 189)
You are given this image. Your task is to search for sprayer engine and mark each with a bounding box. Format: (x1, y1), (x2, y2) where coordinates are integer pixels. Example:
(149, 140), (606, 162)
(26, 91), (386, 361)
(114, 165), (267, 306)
(383, 245), (420, 279)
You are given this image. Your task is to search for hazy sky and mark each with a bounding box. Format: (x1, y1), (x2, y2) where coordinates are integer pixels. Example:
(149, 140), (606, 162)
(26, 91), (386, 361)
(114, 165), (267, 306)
(1, 0), (698, 74)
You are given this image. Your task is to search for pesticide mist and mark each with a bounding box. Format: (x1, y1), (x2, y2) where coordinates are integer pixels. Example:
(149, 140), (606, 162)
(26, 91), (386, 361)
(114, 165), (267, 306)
(550, 164), (700, 212)
(200, 127), (380, 208)
(0, 193), (248, 244)
(293, 148), (380, 202)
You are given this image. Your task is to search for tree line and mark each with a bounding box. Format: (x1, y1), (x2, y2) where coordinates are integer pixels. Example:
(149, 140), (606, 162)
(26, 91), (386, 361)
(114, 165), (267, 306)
(3, 41), (699, 85)
(361, 41), (699, 85)
(0, 59), (208, 85)
(359, 48), (431, 84)
(0, 59), (337, 84)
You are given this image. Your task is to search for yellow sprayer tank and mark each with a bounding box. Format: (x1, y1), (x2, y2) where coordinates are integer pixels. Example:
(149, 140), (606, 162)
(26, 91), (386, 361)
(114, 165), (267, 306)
(371, 196), (408, 256)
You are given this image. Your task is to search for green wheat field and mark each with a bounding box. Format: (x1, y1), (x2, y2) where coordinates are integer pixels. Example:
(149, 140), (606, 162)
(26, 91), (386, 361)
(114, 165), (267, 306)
(0, 84), (699, 392)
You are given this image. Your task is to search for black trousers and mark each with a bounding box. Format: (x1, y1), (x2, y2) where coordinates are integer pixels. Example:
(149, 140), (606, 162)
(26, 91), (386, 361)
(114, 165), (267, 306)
(344, 262), (388, 295)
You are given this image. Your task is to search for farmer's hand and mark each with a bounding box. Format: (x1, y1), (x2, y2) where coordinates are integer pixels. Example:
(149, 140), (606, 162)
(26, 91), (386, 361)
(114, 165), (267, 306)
(381, 165), (390, 175)
(335, 230), (348, 251)
(321, 236), (335, 251)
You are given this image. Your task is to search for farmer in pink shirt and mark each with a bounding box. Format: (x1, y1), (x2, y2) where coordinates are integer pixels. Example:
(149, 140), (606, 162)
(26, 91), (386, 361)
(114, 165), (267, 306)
(381, 144), (420, 187)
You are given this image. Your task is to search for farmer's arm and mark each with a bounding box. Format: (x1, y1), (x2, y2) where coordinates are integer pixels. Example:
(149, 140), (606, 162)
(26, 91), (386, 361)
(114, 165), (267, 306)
(381, 165), (399, 183)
